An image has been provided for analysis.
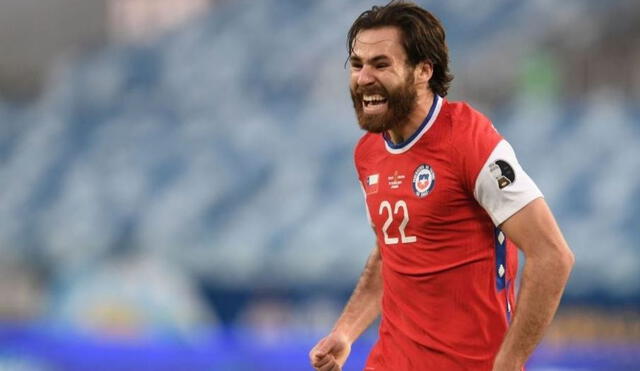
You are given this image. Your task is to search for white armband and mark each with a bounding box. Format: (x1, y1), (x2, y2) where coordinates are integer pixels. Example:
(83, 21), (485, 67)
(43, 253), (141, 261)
(474, 140), (543, 226)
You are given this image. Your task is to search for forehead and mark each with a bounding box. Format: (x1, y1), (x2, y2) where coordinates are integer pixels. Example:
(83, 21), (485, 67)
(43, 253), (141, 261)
(351, 26), (406, 60)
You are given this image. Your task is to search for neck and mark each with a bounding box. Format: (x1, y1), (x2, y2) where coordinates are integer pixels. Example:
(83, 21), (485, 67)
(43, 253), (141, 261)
(386, 89), (435, 145)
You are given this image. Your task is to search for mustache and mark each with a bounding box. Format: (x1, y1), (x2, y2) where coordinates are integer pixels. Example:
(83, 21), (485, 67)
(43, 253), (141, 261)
(352, 85), (388, 97)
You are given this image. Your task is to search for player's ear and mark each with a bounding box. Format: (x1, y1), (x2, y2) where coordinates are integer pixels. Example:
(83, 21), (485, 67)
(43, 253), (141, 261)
(414, 61), (433, 86)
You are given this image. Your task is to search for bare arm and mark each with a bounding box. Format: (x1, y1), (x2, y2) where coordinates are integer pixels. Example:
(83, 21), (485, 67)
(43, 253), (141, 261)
(309, 243), (383, 370)
(493, 198), (575, 370)
(332, 242), (383, 342)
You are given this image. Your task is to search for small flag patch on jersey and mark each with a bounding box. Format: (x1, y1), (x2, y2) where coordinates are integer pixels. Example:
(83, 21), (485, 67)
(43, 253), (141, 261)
(365, 174), (379, 194)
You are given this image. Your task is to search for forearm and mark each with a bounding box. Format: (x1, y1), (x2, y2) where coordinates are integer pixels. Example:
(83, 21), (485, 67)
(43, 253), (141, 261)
(332, 244), (383, 344)
(495, 247), (574, 367)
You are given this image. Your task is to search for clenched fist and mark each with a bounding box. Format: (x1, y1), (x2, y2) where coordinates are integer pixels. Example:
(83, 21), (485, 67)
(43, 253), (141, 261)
(309, 332), (352, 371)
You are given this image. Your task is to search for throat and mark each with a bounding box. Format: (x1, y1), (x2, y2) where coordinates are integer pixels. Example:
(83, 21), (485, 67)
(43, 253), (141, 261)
(384, 94), (436, 146)
(385, 128), (408, 145)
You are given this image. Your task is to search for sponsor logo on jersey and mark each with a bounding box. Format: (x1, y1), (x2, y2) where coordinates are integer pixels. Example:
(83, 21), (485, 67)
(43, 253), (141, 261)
(365, 173), (379, 194)
(489, 160), (515, 189)
(412, 164), (436, 197)
(387, 170), (405, 189)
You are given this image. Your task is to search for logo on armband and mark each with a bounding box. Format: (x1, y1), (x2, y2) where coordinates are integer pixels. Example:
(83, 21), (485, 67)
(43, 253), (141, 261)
(489, 160), (515, 189)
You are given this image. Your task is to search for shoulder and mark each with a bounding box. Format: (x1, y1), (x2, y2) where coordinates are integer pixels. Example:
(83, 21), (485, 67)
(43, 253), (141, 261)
(443, 100), (503, 191)
(446, 100), (498, 140)
(442, 100), (502, 156)
(355, 132), (376, 154)
(354, 132), (381, 163)
(353, 132), (380, 178)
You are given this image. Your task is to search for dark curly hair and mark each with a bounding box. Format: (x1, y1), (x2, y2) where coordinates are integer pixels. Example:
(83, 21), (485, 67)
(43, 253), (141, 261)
(347, 1), (454, 97)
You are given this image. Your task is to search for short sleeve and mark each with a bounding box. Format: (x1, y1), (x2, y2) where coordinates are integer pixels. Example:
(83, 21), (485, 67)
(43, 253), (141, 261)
(473, 140), (543, 226)
(358, 180), (374, 227)
(354, 135), (375, 228)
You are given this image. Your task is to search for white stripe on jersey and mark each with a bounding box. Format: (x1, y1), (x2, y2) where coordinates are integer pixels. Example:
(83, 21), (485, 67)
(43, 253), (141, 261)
(384, 95), (443, 155)
(359, 181), (374, 227)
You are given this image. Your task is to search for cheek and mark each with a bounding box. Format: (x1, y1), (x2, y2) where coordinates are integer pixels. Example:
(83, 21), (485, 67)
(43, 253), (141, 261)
(349, 73), (359, 88)
(377, 77), (397, 92)
(378, 70), (401, 84)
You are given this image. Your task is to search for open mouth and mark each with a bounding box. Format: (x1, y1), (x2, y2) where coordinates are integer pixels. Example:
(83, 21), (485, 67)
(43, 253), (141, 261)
(362, 94), (388, 113)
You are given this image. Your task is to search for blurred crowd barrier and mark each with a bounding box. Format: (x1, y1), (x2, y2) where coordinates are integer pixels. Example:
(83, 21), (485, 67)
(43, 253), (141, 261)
(0, 0), (639, 369)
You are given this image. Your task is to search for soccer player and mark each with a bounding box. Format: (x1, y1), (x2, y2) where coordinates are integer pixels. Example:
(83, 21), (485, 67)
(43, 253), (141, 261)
(308, 2), (574, 370)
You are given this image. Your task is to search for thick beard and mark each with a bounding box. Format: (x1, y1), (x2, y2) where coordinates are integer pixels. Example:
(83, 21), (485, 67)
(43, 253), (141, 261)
(350, 73), (417, 133)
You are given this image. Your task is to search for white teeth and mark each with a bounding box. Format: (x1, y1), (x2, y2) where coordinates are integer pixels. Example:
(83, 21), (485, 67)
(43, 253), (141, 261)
(363, 94), (387, 103)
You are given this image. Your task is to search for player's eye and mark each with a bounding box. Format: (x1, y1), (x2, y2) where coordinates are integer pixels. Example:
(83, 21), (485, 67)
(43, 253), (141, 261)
(376, 63), (389, 69)
(351, 63), (362, 70)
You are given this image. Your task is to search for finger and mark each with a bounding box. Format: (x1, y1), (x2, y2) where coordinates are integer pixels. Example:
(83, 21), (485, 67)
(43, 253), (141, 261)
(318, 356), (338, 371)
(310, 339), (330, 359)
(322, 362), (342, 371)
(309, 349), (320, 364)
(315, 339), (333, 357)
(312, 354), (331, 368)
(309, 344), (326, 364)
(312, 349), (327, 360)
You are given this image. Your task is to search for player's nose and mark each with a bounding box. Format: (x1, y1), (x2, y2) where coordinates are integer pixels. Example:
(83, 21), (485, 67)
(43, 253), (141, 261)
(356, 65), (375, 86)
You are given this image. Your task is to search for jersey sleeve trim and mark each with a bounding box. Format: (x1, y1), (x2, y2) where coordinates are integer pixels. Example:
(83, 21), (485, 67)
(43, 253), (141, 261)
(473, 140), (543, 226)
(359, 181), (374, 227)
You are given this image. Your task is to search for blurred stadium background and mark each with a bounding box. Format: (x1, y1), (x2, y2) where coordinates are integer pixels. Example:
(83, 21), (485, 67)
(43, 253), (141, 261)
(0, 0), (638, 370)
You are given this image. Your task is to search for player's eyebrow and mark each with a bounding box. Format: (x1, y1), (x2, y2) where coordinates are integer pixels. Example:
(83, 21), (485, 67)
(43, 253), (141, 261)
(349, 54), (391, 64)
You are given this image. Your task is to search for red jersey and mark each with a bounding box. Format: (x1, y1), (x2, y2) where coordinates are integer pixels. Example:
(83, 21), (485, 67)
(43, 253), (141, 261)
(355, 96), (542, 370)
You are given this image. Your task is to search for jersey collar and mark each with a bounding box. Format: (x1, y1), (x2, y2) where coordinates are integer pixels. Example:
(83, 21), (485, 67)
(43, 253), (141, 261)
(383, 95), (443, 154)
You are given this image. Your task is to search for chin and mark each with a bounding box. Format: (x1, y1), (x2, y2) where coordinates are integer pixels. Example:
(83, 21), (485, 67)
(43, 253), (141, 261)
(358, 114), (393, 133)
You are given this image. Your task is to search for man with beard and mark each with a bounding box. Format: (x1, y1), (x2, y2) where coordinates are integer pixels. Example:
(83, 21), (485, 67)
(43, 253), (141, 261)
(309, 2), (574, 371)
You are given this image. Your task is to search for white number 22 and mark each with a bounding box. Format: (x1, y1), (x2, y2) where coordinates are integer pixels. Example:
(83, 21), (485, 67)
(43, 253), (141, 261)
(378, 200), (417, 245)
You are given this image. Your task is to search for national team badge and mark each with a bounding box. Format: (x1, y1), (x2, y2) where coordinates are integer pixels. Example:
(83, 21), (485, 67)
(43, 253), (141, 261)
(412, 164), (436, 198)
